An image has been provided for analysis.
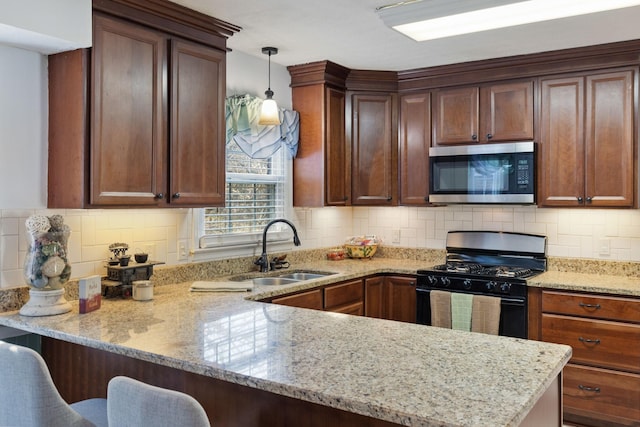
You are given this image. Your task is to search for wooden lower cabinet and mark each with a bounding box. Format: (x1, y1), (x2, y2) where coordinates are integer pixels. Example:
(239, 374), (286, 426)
(563, 364), (640, 427)
(324, 279), (364, 314)
(268, 275), (417, 323)
(364, 276), (416, 323)
(364, 276), (385, 318)
(271, 289), (323, 310)
(530, 288), (640, 427)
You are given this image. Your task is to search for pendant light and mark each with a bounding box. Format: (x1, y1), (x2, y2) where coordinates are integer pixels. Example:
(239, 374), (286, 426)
(258, 46), (281, 126)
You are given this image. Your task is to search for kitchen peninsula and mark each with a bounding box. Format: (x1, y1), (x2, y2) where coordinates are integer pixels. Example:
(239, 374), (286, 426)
(0, 258), (571, 427)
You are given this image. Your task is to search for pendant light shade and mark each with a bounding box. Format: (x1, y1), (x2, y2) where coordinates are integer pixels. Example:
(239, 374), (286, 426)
(258, 47), (281, 125)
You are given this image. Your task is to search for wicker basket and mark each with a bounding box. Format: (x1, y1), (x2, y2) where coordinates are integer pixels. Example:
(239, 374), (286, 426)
(344, 244), (378, 259)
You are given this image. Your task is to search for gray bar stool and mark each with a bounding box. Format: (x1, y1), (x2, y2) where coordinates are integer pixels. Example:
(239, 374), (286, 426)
(107, 376), (211, 427)
(0, 341), (108, 427)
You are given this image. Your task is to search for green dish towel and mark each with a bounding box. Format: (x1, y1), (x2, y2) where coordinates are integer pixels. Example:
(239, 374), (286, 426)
(451, 293), (473, 332)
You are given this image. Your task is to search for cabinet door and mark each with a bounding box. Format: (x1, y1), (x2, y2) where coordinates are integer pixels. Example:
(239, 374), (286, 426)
(386, 276), (417, 323)
(539, 76), (585, 206)
(325, 87), (350, 206)
(169, 39), (226, 206)
(433, 86), (479, 145)
(481, 81), (533, 142)
(350, 93), (397, 205)
(399, 93), (431, 205)
(585, 70), (635, 207)
(90, 14), (167, 206)
(364, 276), (385, 318)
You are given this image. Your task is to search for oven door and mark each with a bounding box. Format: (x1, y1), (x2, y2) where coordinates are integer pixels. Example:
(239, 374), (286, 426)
(416, 288), (528, 339)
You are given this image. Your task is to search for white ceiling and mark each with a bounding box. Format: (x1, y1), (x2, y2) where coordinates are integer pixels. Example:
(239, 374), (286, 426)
(171, 0), (640, 72)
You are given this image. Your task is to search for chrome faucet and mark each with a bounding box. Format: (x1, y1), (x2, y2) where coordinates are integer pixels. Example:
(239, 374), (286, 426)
(254, 219), (301, 272)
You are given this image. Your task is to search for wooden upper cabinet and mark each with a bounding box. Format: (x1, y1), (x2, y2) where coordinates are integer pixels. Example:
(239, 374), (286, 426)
(47, 1), (236, 208)
(90, 14), (166, 206)
(169, 39), (226, 206)
(325, 87), (350, 205)
(349, 92), (397, 205)
(433, 86), (479, 145)
(399, 92), (431, 206)
(289, 61), (350, 207)
(539, 69), (635, 207)
(433, 81), (533, 145)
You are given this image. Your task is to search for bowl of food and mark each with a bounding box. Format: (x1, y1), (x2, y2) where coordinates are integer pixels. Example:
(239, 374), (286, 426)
(343, 236), (380, 259)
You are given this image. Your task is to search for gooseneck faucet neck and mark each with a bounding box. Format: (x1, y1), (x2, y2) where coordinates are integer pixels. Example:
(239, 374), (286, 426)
(255, 219), (301, 272)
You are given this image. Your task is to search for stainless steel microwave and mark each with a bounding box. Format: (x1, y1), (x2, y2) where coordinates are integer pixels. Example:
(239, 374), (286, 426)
(429, 142), (536, 204)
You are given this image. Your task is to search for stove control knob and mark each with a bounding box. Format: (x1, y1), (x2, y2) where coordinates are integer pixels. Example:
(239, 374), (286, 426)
(500, 282), (511, 293)
(428, 275), (438, 285)
(440, 276), (450, 287)
(463, 279), (472, 290)
(486, 281), (497, 292)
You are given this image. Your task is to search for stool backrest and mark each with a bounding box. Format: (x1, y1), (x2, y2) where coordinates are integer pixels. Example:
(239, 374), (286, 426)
(107, 376), (211, 427)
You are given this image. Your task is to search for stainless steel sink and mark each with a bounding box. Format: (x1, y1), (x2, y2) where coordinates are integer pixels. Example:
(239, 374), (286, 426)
(250, 277), (300, 286)
(230, 270), (337, 286)
(276, 272), (334, 281)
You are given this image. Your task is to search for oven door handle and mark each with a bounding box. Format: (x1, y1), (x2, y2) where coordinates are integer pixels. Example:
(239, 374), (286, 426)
(500, 297), (526, 305)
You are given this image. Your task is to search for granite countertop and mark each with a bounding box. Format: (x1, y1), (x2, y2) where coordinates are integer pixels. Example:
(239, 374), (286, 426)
(528, 270), (640, 297)
(0, 258), (572, 427)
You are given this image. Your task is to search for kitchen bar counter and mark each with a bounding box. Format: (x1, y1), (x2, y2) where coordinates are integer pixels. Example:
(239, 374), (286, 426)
(0, 258), (571, 427)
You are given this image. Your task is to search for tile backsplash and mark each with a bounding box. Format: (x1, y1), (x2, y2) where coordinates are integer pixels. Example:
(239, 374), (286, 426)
(1, 205), (639, 288)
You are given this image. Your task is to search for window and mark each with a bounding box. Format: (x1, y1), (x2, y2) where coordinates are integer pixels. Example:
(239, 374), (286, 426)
(197, 140), (290, 252)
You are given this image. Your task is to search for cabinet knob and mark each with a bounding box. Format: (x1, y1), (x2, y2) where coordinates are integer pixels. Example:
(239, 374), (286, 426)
(386, 196), (392, 201)
(586, 196), (593, 203)
(154, 193), (164, 200)
(486, 133), (493, 139)
(471, 134), (478, 140)
(577, 196), (584, 204)
(172, 193), (181, 199)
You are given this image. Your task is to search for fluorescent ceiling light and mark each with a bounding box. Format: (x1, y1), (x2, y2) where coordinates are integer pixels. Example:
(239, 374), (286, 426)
(377, 0), (640, 41)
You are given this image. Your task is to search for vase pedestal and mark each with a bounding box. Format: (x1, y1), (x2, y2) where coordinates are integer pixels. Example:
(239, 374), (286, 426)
(19, 289), (72, 317)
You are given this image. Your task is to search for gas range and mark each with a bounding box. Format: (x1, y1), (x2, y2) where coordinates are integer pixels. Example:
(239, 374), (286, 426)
(415, 231), (547, 338)
(416, 231), (547, 297)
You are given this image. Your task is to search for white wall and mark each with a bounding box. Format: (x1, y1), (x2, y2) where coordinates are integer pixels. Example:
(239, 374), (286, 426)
(0, 0), (91, 53)
(0, 46), (47, 209)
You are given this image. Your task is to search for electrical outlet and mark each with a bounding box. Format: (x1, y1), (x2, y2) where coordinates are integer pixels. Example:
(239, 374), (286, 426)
(391, 229), (401, 244)
(177, 240), (188, 261)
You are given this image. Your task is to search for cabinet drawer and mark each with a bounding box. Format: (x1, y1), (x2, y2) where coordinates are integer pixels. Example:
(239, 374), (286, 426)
(542, 290), (640, 323)
(324, 280), (363, 309)
(542, 314), (640, 372)
(563, 363), (640, 426)
(272, 289), (323, 310)
(328, 301), (364, 316)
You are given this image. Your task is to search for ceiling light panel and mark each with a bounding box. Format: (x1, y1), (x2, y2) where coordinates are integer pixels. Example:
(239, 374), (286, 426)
(378, 0), (640, 41)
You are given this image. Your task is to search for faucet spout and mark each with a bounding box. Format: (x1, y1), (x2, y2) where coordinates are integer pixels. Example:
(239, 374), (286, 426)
(255, 219), (302, 273)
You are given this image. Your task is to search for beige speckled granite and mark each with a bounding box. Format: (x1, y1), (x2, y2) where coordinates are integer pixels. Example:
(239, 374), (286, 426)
(0, 268), (570, 427)
(529, 270), (640, 297)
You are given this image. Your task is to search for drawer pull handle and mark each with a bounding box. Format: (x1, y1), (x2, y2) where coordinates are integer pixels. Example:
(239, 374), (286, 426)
(578, 385), (601, 393)
(578, 337), (601, 344)
(579, 302), (601, 309)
